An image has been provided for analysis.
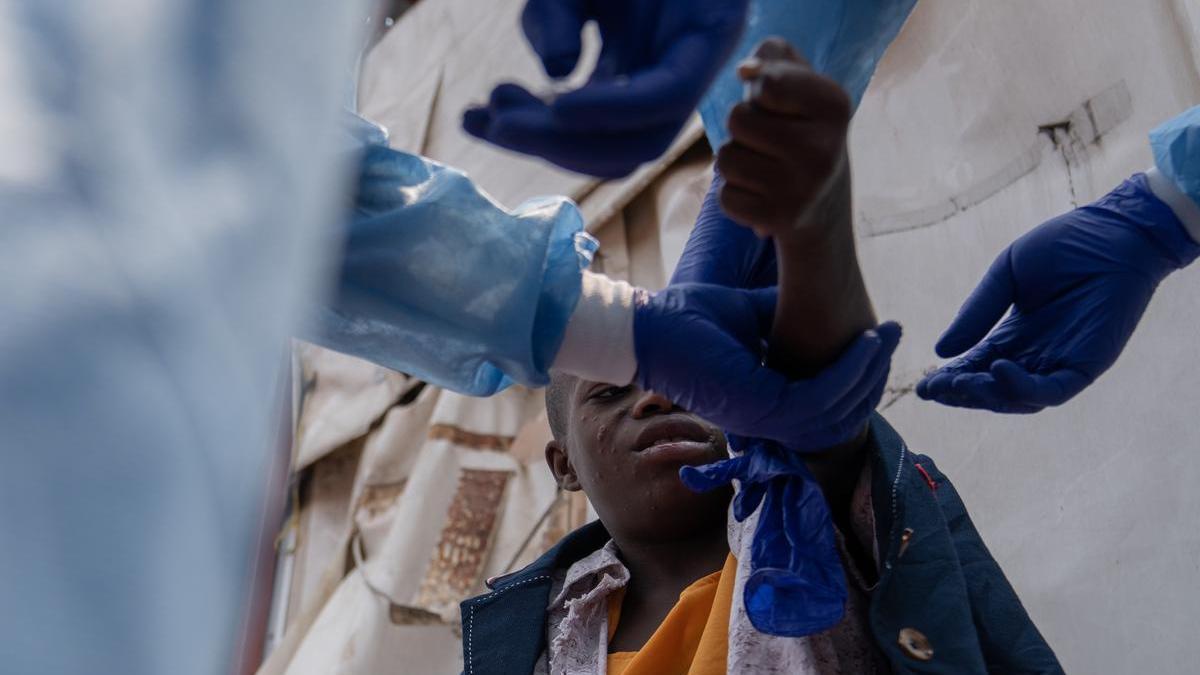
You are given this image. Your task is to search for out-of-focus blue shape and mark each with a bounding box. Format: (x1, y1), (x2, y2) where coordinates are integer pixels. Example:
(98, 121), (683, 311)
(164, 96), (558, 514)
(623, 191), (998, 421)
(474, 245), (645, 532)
(307, 114), (595, 396)
(0, 0), (364, 672)
(1151, 106), (1200, 207)
(463, 0), (750, 177)
(699, 0), (917, 149)
(669, 170), (777, 289)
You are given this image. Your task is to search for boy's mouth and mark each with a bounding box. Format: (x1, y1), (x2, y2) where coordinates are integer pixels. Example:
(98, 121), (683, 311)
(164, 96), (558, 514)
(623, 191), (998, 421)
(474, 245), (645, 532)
(632, 417), (720, 462)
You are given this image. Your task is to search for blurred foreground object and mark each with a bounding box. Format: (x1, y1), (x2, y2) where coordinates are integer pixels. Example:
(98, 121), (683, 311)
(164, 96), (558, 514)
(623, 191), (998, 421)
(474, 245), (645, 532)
(0, 0), (361, 673)
(463, 0), (750, 177)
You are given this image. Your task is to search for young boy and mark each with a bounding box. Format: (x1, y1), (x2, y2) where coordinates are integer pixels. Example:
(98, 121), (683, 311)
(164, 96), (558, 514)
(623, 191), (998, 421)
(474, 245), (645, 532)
(459, 42), (1063, 674)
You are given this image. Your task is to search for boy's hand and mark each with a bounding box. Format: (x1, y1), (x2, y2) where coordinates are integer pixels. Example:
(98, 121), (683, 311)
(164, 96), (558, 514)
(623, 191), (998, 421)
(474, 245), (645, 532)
(716, 38), (852, 238)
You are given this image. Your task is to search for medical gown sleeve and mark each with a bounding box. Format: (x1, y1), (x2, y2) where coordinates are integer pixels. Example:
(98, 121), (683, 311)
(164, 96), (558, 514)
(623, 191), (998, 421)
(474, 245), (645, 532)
(1149, 106), (1200, 246)
(302, 115), (599, 396)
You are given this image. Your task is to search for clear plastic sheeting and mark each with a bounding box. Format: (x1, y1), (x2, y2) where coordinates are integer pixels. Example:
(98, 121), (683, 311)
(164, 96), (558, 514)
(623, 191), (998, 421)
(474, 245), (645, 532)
(699, 0), (918, 149)
(1151, 106), (1200, 206)
(0, 0), (362, 673)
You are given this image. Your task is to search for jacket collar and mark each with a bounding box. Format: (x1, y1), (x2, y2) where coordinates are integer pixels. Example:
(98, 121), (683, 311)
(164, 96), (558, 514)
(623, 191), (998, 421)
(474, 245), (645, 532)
(460, 520), (610, 675)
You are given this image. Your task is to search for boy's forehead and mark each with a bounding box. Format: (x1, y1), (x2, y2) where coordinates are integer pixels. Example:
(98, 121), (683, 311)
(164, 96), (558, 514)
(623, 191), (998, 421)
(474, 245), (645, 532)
(570, 377), (597, 399)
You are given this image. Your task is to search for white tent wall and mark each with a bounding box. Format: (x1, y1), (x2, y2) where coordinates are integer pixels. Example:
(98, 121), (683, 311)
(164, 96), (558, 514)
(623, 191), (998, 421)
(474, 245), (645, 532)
(262, 0), (1200, 673)
(853, 2), (1200, 673)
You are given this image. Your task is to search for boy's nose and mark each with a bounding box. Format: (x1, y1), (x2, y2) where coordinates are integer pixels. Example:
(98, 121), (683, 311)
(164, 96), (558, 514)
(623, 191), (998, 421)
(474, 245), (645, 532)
(631, 390), (678, 419)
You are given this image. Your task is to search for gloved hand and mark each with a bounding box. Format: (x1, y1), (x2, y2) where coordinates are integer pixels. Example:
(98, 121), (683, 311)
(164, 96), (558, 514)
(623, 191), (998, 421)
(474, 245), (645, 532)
(668, 170), (777, 290)
(462, 0), (750, 178)
(918, 174), (1200, 413)
(680, 437), (845, 637)
(634, 282), (902, 447)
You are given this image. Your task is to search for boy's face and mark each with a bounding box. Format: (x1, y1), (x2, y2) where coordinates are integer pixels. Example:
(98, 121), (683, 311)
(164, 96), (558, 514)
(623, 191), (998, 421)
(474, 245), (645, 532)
(546, 381), (733, 542)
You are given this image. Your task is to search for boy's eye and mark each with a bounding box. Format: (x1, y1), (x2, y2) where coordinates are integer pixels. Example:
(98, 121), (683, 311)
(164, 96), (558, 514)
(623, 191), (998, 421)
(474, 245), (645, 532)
(589, 385), (632, 402)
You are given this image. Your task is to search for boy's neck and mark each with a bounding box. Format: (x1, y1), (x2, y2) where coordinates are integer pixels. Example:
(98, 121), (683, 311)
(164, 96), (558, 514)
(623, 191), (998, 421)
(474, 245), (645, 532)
(612, 520), (729, 600)
(605, 520), (729, 653)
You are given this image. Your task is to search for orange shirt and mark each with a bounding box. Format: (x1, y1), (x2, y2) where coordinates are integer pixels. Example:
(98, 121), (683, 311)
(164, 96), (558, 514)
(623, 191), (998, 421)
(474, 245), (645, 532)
(605, 554), (738, 675)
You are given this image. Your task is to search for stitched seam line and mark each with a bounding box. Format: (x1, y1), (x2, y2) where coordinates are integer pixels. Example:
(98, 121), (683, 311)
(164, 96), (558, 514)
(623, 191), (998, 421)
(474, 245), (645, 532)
(889, 443), (908, 551)
(466, 574), (552, 674)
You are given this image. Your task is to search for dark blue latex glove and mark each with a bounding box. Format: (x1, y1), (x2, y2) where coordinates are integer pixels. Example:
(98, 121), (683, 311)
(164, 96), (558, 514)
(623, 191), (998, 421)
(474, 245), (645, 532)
(635, 282), (902, 449)
(669, 170), (777, 289)
(462, 0), (749, 178)
(666, 321), (900, 637)
(919, 174), (1200, 413)
(680, 437), (844, 636)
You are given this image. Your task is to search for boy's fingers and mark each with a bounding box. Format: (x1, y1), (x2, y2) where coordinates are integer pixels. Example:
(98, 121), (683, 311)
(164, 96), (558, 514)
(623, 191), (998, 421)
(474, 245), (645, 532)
(754, 64), (851, 121)
(727, 103), (843, 161)
(750, 36), (804, 65)
(716, 141), (789, 196)
(719, 183), (773, 231)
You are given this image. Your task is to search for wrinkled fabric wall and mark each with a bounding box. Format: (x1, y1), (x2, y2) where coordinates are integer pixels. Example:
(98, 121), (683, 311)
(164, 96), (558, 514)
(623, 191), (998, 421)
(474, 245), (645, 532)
(264, 1), (1200, 674)
(854, 1), (1200, 673)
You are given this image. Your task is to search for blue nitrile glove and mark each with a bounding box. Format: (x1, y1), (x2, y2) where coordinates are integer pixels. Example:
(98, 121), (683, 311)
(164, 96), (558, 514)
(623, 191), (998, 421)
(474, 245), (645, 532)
(635, 282), (901, 447)
(462, 0), (750, 178)
(918, 174), (1200, 413)
(666, 321), (900, 636)
(680, 437), (845, 636)
(669, 170), (777, 289)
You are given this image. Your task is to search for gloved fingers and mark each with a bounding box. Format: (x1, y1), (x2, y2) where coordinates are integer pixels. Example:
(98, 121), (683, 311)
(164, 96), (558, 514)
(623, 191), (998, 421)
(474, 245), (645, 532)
(521, 0), (588, 78)
(461, 106), (492, 139)
(944, 372), (1044, 414)
(678, 456), (747, 492)
(464, 87), (680, 177)
(919, 369), (1045, 413)
(790, 363), (888, 450)
(551, 29), (721, 130)
(776, 326), (888, 415)
(489, 81), (546, 108)
(742, 286), (781, 338)
(990, 359), (1092, 408)
(797, 322), (899, 426)
(917, 335), (999, 399)
(935, 249), (1017, 358)
(462, 82), (547, 143)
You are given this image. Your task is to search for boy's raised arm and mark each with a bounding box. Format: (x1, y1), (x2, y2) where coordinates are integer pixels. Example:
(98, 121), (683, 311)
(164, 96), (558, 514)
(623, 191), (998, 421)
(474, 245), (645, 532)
(715, 39), (886, 527)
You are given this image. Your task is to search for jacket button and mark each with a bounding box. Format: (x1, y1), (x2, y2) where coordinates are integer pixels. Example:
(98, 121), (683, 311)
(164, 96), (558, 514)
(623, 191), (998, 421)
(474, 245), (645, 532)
(898, 627), (934, 661)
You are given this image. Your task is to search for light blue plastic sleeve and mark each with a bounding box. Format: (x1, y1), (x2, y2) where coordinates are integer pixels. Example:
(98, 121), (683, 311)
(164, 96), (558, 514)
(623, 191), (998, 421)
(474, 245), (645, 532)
(699, 0), (917, 149)
(1150, 106), (1200, 209)
(304, 114), (597, 396)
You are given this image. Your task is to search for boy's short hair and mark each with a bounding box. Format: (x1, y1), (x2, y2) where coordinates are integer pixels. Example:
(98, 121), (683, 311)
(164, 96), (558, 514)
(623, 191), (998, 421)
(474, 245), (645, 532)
(545, 373), (576, 443)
